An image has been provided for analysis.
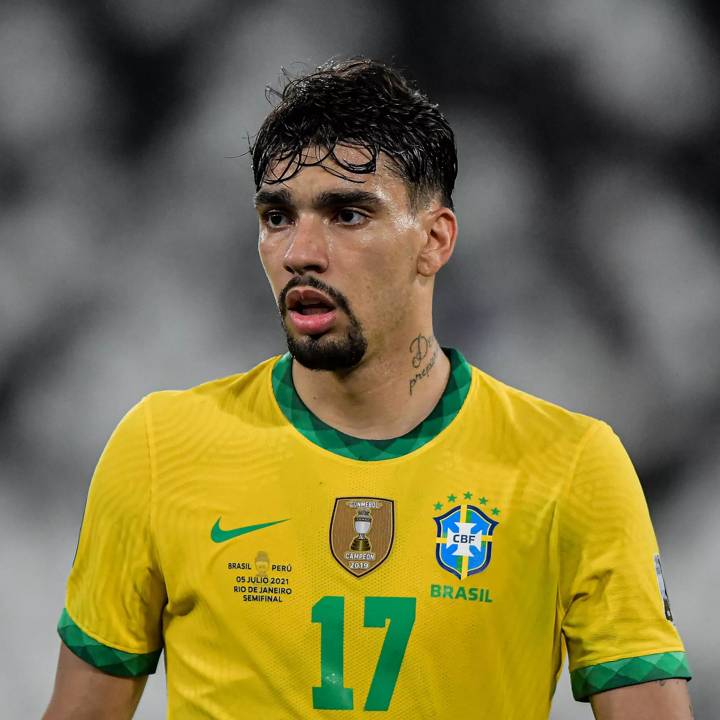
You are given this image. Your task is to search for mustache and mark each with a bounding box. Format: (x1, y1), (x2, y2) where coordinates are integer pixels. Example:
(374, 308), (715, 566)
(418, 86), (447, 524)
(278, 275), (353, 318)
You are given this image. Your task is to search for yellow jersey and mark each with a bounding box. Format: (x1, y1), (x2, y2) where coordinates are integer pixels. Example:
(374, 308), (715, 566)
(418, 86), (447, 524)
(59, 349), (690, 718)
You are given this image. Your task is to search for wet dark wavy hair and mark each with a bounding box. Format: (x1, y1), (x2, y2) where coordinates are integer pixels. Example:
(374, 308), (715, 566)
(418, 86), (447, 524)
(251, 58), (457, 210)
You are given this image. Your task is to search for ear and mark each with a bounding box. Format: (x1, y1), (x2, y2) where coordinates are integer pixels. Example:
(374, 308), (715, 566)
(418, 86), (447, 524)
(417, 206), (457, 277)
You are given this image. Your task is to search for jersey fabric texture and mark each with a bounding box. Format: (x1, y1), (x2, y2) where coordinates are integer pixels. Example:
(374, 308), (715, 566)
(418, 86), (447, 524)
(59, 349), (690, 719)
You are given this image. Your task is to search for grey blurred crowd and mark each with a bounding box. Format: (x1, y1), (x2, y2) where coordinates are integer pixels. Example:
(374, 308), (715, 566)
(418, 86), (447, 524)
(1, 1), (718, 717)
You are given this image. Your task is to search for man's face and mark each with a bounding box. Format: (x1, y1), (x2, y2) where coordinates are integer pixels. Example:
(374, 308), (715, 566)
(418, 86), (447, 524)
(256, 146), (429, 372)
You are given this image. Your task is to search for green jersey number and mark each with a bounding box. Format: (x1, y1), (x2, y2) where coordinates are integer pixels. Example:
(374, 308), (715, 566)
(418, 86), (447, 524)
(312, 595), (416, 711)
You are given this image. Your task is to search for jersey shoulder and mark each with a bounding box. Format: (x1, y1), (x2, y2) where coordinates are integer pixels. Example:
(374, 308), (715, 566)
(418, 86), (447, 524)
(142, 354), (281, 422)
(468, 364), (603, 458)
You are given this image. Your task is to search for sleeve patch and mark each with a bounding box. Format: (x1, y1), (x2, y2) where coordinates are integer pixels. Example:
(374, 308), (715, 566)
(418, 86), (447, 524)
(570, 651), (691, 701)
(654, 554), (674, 621)
(57, 608), (162, 677)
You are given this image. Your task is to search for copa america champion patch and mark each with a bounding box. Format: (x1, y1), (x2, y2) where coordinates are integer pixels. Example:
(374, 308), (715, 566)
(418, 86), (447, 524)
(434, 503), (499, 580)
(330, 497), (395, 578)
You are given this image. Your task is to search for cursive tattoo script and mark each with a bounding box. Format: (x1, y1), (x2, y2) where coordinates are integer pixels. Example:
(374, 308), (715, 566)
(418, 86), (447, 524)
(409, 334), (434, 369)
(409, 334), (438, 395)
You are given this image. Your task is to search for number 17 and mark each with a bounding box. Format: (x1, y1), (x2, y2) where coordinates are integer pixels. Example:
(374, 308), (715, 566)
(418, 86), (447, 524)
(312, 595), (417, 711)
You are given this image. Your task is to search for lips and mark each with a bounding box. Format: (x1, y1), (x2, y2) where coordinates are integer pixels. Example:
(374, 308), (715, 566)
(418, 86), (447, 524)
(285, 287), (338, 335)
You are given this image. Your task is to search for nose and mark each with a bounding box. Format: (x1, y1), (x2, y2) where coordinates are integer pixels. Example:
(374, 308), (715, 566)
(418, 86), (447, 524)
(283, 214), (329, 276)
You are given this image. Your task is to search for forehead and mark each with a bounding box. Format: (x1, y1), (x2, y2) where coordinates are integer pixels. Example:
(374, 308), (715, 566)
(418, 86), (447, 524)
(259, 144), (408, 202)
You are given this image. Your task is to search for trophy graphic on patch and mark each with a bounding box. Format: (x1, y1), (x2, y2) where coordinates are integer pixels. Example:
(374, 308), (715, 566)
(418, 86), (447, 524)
(350, 508), (373, 551)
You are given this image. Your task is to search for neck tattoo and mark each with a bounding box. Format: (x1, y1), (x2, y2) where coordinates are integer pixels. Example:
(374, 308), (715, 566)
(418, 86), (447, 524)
(408, 333), (439, 395)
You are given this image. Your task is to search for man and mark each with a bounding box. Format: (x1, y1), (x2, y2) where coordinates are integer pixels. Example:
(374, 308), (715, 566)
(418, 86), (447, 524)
(45, 59), (692, 719)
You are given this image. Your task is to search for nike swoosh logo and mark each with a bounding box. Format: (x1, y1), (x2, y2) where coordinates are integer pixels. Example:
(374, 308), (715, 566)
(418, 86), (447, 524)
(210, 517), (289, 543)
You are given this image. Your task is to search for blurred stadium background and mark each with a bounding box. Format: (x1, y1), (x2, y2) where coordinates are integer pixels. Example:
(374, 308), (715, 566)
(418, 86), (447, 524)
(1, 0), (718, 717)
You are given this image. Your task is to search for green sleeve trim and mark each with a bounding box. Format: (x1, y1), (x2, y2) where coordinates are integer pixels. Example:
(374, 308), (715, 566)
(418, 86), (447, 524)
(571, 651), (691, 701)
(57, 608), (162, 677)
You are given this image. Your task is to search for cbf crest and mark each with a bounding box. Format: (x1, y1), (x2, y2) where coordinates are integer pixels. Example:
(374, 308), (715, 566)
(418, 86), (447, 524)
(434, 503), (499, 580)
(330, 497), (394, 577)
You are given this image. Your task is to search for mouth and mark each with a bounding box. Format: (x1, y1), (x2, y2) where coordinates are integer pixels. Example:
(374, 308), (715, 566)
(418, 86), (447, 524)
(286, 288), (336, 314)
(285, 287), (338, 335)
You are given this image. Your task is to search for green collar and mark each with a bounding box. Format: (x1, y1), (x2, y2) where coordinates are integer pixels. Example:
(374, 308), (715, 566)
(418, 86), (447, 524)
(271, 348), (472, 461)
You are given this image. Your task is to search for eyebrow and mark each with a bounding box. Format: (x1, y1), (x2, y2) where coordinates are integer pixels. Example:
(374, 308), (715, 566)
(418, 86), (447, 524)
(254, 188), (385, 212)
(312, 190), (384, 211)
(254, 188), (292, 208)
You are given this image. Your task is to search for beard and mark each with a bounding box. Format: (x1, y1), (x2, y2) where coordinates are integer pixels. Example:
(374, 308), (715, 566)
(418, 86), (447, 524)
(278, 276), (368, 371)
(284, 324), (367, 371)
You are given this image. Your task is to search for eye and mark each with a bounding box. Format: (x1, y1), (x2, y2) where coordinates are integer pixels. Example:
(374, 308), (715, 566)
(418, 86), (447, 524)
(336, 208), (366, 226)
(264, 210), (291, 228)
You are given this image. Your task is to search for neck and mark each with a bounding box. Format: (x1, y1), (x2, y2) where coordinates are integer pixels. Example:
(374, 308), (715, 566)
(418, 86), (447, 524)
(291, 331), (451, 440)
